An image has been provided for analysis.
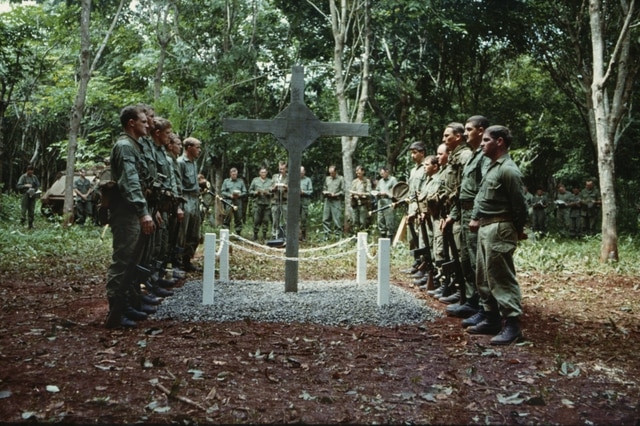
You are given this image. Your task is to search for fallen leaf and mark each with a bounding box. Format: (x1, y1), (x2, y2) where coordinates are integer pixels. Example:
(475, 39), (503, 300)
(46, 385), (60, 393)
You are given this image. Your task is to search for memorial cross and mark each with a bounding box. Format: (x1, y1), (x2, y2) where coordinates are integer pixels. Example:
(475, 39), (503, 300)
(223, 65), (368, 292)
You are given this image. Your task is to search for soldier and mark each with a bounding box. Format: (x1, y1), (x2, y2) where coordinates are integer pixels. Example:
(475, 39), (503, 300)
(349, 165), (372, 233)
(568, 186), (583, 238)
(322, 165), (345, 240)
(406, 141), (427, 273)
(468, 125), (528, 345)
(16, 165), (40, 229)
(105, 105), (156, 329)
(249, 167), (272, 240)
(580, 179), (601, 235)
(73, 169), (93, 225)
(167, 134), (185, 266)
(271, 161), (288, 239)
(554, 184), (572, 237)
(221, 167), (247, 235)
(438, 122), (472, 305)
(375, 166), (398, 239)
(299, 166), (313, 241)
(178, 137), (203, 272)
(531, 187), (548, 236)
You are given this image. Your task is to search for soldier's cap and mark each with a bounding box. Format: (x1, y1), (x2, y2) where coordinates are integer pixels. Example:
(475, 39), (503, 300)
(409, 141), (426, 152)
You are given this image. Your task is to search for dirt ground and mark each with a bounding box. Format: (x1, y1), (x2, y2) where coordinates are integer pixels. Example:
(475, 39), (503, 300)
(0, 252), (639, 425)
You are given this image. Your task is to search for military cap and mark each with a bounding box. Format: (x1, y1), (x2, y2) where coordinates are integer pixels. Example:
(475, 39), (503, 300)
(409, 141), (426, 152)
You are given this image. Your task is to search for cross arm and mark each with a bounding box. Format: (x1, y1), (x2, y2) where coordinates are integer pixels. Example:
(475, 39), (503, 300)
(222, 119), (279, 135)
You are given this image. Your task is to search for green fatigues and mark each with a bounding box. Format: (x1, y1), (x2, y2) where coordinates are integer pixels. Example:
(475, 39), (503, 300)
(375, 175), (397, 238)
(271, 173), (288, 238)
(441, 144), (472, 252)
(17, 173), (40, 227)
(568, 193), (582, 237)
(449, 148), (490, 299)
(322, 175), (345, 238)
(531, 194), (548, 233)
(178, 154), (201, 260)
(580, 187), (600, 235)
(472, 153), (527, 319)
(221, 177), (247, 234)
(168, 155), (183, 263)
(407, 163), (426, 256)
(74, 176), (93, 224)
(555, 191), (572, 236)
(419, 172), (444, 263)
(151, 143), (179, 265)
(249, 176), (272, 238)
(106, 132), (151, 308)
(524, 191), (534, 225)
(300, 176), (313, 239)
(350, 177), (372, 232)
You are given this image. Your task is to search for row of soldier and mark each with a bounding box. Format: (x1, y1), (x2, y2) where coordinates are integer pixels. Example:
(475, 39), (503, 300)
(104, 104), (204, 329)
(403, 116), (528, 346)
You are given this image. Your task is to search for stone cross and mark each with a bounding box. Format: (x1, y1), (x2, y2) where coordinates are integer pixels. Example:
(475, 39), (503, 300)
(223, 65), (369, 292)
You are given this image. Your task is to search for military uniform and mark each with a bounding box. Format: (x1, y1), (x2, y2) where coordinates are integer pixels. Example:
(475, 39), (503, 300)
(178, 151), (201, 265)
(471, 153), (527, 322)
(580, 186), (601, 235)
(17, 171), (40, 228)
(322, 174), (345, 238)
(407, 161), (426, 252)
(350, 176), (372, 232)
(300, 175), (314, 240)
(221, 176), (247, 234)
(73, 175), (93, 225)
(555, 190), (573, 237)
(271, 173), (288, 238)
(249, 175), (272, 239)
(375, 174), (398, 238)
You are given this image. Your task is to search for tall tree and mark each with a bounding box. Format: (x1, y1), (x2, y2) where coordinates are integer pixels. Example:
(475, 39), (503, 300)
(63, 0), (125, 224)
(588, 0), (638, 261)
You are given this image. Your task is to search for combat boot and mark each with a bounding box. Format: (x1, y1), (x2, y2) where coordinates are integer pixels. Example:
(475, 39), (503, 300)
(124, 305), (148, 322)
(446, 294), (479, 318)
(439, 289), (460, 305)
(146, 280), (174, 297)
(461, 307), (486, 328)
(466, 312), (502, 335)
(490, 317), (523, 345)
(141, 293), (162, 306)
(105, 298), (137, 329)
(139, 303), (157, 315)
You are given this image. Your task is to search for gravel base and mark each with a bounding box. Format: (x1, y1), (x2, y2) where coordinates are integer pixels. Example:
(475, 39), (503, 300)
(154, 279), (441, 327)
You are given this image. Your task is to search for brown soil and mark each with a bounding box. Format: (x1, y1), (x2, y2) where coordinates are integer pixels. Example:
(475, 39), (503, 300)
(0, 254), (639, 425)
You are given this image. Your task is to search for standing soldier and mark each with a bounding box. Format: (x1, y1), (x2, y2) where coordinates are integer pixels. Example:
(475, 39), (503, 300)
(73, 169), (94, 225)
(568, 186), (583, 238)
(446, 116), (490, 319)
(468, 125), (528, 345)
(249, 167), (272, 241)
(531, 187), (548, 236)
(439, 122), (472, 305)
(105, 105), (155, 329)
(271, 161), (288, 239)
(322, 165), (345, 240)
(555, 184), (572, 237)
(221, 167), (248, 235)
(580, 179), (601, 235)
(299, 166), (314, 241)
(17, 165), (40, 229)
(178, 137), (203, 272)
(349, 165), (372, 233)
(375, 166), (398, 239)
(406, 141), (427, 273)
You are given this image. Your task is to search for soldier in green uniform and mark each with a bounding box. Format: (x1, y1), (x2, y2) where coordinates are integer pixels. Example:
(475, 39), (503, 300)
(349, 165), (372, 233)
(446, 115), (490, 319)
(568, 186), (583, 238)
(105, 105), (156, 329)
(374, 166), (397, 239)
(531, 188), (548, 236)
(167, 134), (185, 266)
(178, 137), (203, 272)
(221, 167), (248, 235)
(468, 125), (528, 345)
(406, 141), (427, 273)
(249, 167), (272, 240)
(73, 169), (93, 225)
(555, 184), (572, 237)
(580, 179), (601, 235)
(299, 166), (314, 241)
(270, 161), (288, 239)
(438, 122), (472, 305)
(17, 165), (40, 229)
(322, 165), (345, 240)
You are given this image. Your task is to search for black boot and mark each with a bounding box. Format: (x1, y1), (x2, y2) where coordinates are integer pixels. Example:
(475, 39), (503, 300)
(466, 311), (502, 335)
(146, 279), (174, 297)
(490, 317), (523, 345)
(461, 306), (486, 328)
(105, 298), (137, 329)
(446, 293), (479, 318)
(141, 293), (162, 305)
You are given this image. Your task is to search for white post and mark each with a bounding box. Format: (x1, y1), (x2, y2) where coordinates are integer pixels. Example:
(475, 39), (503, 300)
(202, 233), (216, 305)
(377, 237), (390, 306)
(220, 229), (230, 282)
(356, 232), (367, 285)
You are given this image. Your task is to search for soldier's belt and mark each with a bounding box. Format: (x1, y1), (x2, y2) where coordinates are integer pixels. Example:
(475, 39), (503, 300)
(478, 214), (512, 227)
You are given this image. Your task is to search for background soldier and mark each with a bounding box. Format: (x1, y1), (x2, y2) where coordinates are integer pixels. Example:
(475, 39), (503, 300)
(73, 169), (93, 225)
(322, 165), (345, 240)
(178, 137), (203, 272)
(271, 161), (288, 239)
(555, 184), (572, 237)
(249, 167), (272, 240)
(349, 165), (372, 233)
(406, 141), (426, 273)
(580, 179), (601, 235)
(221, 167), (247, 235)
(16, 165), (40, 229)
(375, 166), (397, 239)
(300, 166), (313, 241)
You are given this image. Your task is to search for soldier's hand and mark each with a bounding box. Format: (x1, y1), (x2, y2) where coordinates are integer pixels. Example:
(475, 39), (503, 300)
(140, 214), (155, 235)
(469, 219), (480, 233)
(177, 207), (184, 222)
